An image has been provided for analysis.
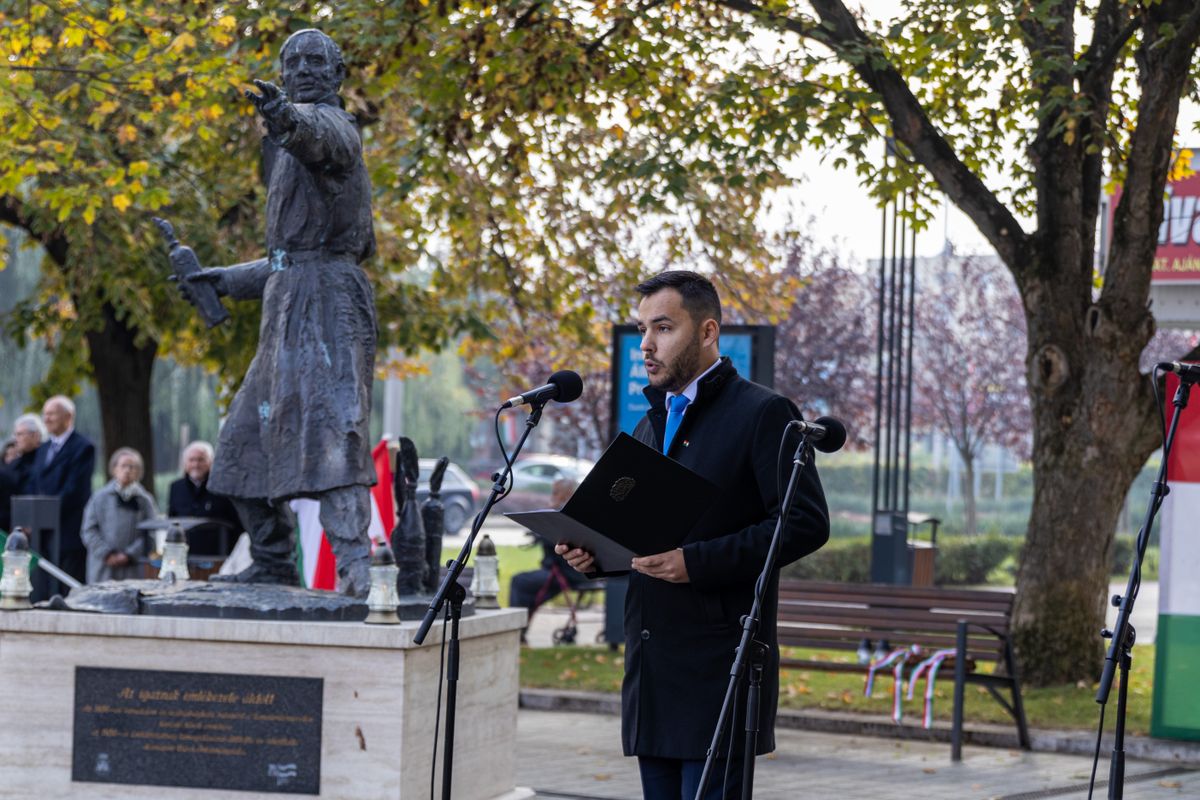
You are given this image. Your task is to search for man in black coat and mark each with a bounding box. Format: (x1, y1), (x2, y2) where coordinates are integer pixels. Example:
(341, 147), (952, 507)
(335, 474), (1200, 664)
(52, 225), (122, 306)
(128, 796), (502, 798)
(559, 271), (829, 799)
(30, 396), (96, 583)
(167, 441), (243, 557)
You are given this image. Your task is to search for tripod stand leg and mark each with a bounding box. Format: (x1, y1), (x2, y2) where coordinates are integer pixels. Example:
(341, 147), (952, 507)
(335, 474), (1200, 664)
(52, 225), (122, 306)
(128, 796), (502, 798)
(1106, 640), (1132, 800)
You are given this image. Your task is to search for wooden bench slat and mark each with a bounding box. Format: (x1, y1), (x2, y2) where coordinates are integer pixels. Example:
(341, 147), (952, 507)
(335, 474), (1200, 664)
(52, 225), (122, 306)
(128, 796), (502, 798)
(776, 607), (1011, 633)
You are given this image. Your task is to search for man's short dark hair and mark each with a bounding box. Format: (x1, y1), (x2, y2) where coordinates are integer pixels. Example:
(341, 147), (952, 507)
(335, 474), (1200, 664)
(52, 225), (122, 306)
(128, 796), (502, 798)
(635, 270), (722, 326)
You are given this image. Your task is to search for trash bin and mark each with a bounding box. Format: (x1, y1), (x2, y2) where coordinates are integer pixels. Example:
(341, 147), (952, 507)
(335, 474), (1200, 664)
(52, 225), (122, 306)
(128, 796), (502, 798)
(906, 512), (940, 587)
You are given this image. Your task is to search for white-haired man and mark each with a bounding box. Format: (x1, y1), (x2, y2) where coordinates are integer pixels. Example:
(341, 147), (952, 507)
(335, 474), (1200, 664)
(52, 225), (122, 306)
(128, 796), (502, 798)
(31, 395), (95, 583)
(167, 441), (242, 556)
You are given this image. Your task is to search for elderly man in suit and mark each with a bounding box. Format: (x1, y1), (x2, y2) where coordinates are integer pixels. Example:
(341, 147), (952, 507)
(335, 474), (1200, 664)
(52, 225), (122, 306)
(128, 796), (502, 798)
(31, 395), (96, 583)
(558, 270), (829, 800)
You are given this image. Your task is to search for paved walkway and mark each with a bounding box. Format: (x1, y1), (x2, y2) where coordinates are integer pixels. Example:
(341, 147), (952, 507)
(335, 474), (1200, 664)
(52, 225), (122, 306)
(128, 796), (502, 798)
(517, 709), (1199, 799)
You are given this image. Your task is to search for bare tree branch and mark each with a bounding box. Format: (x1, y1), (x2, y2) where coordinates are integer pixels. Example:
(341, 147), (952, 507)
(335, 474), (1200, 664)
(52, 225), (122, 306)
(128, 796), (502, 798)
(730, 0), (1031, 276)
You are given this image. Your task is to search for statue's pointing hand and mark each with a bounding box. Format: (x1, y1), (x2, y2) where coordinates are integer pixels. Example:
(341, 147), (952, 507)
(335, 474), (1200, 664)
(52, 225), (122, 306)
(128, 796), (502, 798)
(182, 269), (230, 298)
(244, 79), (296, 136)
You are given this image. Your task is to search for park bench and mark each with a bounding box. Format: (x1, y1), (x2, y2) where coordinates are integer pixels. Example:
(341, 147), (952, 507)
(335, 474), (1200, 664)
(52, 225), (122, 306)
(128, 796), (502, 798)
(776, 579), (1030, 760)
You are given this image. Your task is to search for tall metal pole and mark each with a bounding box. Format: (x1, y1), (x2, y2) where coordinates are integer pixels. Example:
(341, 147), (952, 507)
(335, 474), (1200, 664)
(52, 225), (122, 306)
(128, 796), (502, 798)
(871, 186), (888, 517)
(903, 215), (917, 514)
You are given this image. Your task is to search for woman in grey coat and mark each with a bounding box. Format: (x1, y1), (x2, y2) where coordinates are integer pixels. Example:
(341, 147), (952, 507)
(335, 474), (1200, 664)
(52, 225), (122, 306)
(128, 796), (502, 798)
(80, 447), (158, 584)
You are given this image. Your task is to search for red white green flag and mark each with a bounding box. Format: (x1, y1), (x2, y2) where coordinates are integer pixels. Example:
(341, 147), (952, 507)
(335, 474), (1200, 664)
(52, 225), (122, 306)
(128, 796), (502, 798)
(292, 440), (394, 590)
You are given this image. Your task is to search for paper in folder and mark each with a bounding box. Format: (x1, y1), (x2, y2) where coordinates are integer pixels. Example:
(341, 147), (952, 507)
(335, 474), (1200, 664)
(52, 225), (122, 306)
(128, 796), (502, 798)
(505, 432), (718, 573)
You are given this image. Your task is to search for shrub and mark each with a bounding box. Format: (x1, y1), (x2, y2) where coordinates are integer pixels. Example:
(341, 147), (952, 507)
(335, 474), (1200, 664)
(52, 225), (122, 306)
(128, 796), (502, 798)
(782, 537), (871, 583)
(934, 535), (1019, 585)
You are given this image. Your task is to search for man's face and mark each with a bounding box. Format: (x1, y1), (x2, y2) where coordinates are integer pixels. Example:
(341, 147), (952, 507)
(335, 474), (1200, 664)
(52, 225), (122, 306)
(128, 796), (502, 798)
(42, 401), (70, 437)
(637, 289), (707, 393)
(281, 33), (341, 104)
(13, 426), (40, 455)
(184, 449), (211, 482)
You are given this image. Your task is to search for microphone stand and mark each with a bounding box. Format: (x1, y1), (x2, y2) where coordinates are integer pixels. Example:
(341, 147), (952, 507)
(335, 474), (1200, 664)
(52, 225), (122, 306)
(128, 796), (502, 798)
(695, 421), (813, 800)
(1095, 376), (1192, 799)
(413, 400), (546, 800)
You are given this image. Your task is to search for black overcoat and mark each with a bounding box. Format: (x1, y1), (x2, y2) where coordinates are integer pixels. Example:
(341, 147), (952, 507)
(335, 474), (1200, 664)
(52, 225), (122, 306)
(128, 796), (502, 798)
(30, 431), (96, 554)
(622, 357), (829, 759)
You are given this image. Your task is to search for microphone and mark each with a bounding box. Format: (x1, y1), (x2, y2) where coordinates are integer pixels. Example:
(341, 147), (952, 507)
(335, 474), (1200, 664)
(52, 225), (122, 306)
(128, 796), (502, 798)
(501, 370), (584, 409)
(1159, 362), (1200, 382)
(792, 416), (847, 453)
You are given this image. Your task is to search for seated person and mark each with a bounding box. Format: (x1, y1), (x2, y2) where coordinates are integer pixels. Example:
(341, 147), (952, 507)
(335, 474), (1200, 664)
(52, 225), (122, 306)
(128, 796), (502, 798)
(508, 478), (595, 640)
(80, 448), (158, 583)
(168, 441), (242, 556)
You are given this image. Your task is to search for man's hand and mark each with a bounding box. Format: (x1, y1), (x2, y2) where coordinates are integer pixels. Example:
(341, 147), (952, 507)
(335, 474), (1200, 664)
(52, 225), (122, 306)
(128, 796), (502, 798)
(631, 548), (689, 583)
(244, 79), (296, 135)
(105, 552), (130, 568)
(555, 543), (595, 574)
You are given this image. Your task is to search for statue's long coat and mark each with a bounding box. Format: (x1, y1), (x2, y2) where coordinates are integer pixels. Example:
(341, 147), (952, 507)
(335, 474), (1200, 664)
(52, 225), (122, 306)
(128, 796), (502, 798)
(209, 102), (377, 502)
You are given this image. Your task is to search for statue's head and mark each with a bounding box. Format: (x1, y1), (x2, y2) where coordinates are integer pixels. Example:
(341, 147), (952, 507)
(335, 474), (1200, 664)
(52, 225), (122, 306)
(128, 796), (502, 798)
(280, 29), (345, 105)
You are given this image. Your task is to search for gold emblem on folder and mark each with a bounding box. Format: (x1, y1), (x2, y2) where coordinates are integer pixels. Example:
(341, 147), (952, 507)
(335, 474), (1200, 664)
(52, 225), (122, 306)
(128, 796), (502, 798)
(610, 477), (636, 502)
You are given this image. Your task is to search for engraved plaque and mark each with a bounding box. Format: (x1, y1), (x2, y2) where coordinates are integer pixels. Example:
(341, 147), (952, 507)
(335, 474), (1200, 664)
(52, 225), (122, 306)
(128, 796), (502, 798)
(72, 666), (322, 794)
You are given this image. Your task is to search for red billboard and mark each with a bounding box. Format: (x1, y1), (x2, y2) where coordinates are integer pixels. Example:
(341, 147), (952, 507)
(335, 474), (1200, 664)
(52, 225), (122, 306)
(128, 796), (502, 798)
(1150, 148), (1200, 282)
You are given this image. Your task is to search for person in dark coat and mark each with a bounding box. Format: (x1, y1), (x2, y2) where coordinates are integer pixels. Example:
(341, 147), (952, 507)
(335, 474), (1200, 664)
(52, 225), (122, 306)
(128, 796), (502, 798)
(30, 396), (96, 584)
(181, 29), (377, 597)
(509, 478), (594, 642)
(559, 270), (829, 800)
(167, 441), (243, 556)
(9, 413), (46, 494)
(0, 452), (16, 533)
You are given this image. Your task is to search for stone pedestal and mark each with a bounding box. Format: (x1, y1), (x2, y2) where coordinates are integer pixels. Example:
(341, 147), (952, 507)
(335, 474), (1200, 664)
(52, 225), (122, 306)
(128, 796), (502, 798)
(0, 608), (530, 800)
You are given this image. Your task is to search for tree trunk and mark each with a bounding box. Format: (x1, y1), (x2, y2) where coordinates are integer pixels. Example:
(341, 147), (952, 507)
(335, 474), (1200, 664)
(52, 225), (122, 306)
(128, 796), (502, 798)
(961, 454), (977, 537)
(1010, 273), (1159, 685)
(84, 303), (158, 491)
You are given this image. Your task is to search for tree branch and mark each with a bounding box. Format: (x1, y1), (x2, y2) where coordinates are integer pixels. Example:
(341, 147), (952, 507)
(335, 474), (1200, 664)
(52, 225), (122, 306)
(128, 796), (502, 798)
(1104, 1), (1200, 310)
(1079, 1), (1136, 229)
(585, 0), (673, 56)
(0, 196), (69, 266)
(722, 0), (1030, 274)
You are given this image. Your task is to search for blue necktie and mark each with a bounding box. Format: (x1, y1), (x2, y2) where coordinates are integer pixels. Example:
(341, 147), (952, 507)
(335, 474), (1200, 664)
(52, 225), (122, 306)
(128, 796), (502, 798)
(662, 395), (690, 454)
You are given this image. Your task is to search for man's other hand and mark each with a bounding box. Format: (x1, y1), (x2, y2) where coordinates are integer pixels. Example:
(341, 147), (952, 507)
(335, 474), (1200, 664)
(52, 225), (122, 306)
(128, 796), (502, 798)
(631, 548), (689, 583)
(555, 543), (595, 574)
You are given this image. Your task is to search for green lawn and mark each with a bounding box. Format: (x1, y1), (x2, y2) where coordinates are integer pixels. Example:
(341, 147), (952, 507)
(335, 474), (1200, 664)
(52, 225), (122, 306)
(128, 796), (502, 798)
(519, 643), (1156, 735)
(444, 542), (545, 608)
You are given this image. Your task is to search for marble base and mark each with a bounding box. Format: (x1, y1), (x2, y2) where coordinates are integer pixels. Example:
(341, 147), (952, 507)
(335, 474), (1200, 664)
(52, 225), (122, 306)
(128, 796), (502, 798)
(0, 607), (529, 799)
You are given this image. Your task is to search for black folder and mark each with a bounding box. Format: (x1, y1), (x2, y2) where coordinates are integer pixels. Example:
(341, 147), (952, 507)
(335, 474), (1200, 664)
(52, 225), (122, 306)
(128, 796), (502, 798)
(505, 433), (718, 572)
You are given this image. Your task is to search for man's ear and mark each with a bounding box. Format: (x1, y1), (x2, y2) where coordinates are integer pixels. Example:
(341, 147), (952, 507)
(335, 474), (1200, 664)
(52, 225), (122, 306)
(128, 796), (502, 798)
(702, 319), (720, 348)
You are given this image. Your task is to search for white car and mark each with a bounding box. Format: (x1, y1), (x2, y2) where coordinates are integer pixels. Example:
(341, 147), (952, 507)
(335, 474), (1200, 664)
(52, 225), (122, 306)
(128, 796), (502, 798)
(504, 454), (596, 512)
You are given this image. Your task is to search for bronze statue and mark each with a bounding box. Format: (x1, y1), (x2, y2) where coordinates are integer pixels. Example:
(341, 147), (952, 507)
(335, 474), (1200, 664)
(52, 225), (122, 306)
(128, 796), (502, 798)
(165, 29), (377, 597)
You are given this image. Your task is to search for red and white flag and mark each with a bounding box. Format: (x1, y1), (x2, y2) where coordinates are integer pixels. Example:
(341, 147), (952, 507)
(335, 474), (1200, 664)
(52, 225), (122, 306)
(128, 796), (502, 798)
(291, 440), (395, 590)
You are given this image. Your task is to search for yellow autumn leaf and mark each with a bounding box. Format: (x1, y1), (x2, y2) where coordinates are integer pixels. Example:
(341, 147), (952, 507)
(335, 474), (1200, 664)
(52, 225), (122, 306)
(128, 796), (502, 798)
(31, 36), (52, 55)
(217, 15), (238, 31)
(171, 32), (197, 51)
(82, 205), (96, 225)
(112, 194), (132, 212)
(108, 6), (126, 22)
(117, 124), (138, 144)
(62, 27), (87, 47)
(128, 161), (150, 177)
(97, 100), (119, 116)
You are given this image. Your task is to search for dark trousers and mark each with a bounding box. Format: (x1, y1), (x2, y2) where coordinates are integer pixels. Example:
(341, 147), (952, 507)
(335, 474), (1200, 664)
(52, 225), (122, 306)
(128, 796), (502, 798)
(638, 755), (744, 800)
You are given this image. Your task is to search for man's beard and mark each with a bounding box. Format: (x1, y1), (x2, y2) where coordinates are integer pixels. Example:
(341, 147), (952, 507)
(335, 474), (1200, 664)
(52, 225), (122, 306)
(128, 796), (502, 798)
(659, 336), (704, 393)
